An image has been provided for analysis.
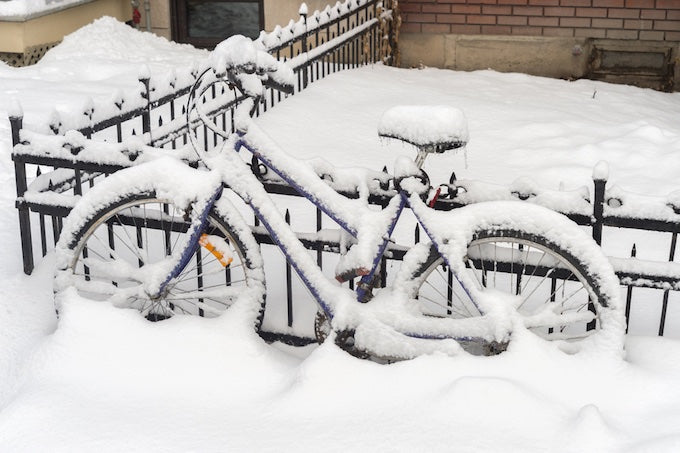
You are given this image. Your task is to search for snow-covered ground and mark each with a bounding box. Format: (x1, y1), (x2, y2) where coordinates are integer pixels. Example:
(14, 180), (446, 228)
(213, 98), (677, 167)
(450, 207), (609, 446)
(1, 18), (680, 452)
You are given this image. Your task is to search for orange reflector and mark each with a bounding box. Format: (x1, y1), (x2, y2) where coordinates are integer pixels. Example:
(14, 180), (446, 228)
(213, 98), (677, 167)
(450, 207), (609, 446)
(199, 234), (233, 267)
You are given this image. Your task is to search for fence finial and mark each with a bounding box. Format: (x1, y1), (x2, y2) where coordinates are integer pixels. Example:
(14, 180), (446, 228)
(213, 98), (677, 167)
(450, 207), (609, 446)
(138, 64), (151, 81)
(49, 109), (62, 134)
(299, 2), (308, 16)
(8, 98), (23, 119)
(592, 160), (609, 181)
(667, 190), (680, 215)
(83, 97), (95, 122)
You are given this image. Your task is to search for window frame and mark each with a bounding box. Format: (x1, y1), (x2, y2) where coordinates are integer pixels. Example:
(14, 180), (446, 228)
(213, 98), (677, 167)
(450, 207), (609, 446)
(171, 0), (264, 49)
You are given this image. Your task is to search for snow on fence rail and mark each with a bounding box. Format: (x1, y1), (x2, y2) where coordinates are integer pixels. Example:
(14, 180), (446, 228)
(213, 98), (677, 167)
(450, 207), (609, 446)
(10, 0), (396, 268)
(7, 0), (680, 340)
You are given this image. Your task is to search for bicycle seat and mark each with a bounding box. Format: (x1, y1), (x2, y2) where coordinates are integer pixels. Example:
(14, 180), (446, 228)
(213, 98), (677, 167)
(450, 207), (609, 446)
(378, 105), (469, 153)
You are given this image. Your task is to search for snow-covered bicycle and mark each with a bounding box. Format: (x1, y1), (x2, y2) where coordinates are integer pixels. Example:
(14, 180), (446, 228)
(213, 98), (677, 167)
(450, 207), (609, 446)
(54, 36), (624, 360)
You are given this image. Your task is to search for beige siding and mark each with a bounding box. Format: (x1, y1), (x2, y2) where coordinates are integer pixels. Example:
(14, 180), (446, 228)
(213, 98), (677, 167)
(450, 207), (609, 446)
(0, 0), (132, 53)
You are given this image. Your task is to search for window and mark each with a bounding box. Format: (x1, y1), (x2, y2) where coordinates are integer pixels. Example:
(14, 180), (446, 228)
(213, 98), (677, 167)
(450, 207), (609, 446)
(172, 0), (264, 49)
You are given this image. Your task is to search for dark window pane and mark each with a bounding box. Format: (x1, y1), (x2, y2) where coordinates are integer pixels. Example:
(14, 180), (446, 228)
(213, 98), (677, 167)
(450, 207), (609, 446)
(187, 1), (260, 40)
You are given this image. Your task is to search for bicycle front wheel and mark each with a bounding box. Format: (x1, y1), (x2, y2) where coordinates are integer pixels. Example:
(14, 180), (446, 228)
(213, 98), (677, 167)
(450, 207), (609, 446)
(56, 191), (265, 324)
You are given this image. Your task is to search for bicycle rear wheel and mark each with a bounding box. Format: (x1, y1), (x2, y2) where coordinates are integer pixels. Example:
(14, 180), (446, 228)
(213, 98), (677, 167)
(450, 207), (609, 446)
(56, 191), (265, 325)
(402, 204), (623, 352)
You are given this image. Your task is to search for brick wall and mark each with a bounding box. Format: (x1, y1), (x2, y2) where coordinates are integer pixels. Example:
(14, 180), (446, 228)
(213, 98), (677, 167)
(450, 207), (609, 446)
(400, 0), (680, 41)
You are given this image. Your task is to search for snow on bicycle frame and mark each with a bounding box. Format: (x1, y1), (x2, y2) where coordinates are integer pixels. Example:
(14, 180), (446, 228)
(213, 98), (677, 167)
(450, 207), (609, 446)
(183, 36), (624, 357)
(55, 36), (624, 360)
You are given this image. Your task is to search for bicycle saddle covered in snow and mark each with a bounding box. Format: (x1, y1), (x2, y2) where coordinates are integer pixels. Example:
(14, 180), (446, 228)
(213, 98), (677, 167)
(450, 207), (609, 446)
(378, 105), (469, 153)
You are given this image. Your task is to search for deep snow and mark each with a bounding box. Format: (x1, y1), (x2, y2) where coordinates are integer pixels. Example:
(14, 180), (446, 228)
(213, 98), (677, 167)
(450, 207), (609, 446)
(1, 17), (680, 452)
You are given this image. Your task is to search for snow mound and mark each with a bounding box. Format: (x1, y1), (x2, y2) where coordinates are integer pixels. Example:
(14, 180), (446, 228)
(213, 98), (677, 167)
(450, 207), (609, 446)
(39, 16), (206, 65)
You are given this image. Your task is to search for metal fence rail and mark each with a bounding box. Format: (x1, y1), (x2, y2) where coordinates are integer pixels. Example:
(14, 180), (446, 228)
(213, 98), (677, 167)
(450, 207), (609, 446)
(10, 0), (396, 274)
(8, 0), (680, 339)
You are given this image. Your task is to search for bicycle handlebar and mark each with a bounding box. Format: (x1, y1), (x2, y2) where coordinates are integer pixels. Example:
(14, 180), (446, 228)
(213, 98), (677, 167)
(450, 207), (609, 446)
(210, 35), (295, 97)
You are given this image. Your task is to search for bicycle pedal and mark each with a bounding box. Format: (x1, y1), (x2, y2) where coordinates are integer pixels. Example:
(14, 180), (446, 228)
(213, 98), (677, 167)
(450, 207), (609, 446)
(334, 329), (370, 359)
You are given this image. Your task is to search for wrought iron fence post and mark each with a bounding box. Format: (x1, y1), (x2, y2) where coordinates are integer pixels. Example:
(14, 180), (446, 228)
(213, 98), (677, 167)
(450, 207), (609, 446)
(300, 8), (309, 90)
(285, 209), (293, 327)
(10, 111), (34, 275)
(592, 163), (608, 245)
(659, 232), (677, 336)
(139, 75), (151, 141)
(625, 244), (636, 333)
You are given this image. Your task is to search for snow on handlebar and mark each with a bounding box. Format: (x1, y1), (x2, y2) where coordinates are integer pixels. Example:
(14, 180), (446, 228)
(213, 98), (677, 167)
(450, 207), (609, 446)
(209, 35), (295, 97)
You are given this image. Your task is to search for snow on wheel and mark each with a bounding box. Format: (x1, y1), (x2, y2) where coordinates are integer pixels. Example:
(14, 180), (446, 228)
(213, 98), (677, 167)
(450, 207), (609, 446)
(401, 201), (625, 353)
(54, 159), (266, 326)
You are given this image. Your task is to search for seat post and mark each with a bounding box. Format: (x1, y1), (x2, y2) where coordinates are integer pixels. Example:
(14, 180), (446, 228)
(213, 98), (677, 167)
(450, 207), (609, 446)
(414, 149), (428, 169)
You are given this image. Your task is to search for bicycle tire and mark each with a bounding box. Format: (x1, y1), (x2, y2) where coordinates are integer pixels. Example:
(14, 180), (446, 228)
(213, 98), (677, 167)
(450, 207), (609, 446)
(55, 190), (266, 327)
(401, 204), (623, 353)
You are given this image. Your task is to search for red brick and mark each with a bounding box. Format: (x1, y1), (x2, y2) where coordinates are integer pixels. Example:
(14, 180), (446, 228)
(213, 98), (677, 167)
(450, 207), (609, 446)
(665, 31), (680, 40)
(498, 15), (529, 24)
(560, 17), (591, 26)
(624, 19), (653, 29)
(575, 27), (607, 37)
(641, 9), (666, 20)
(467, 0), (498, 3)
(437, 14), (467, 23)
(422, 4), (451, 13)
(657, 0), (680, 9)
(592, 17), (623, 27)
(483, 5), (513, 14)
(511, 25), (543, 34)
(529, 0), (559, 5)
(497, 0), (527, 4)
(625, 0), (653, 7)
(450, 24), (482, 33)
(407, 13), (437, 22)
(559, 0), (590, 6)
(422, 23), (452, 32)
(593, 0), (623, 6)
(543, 27), (575, 35)
(639, 30), (664, 39)
(481, 25), (513, 33)
(576, 7), (607, 16)
(606, 28), (639, 38)
(529, 16), (560, 25)
(669, 11), (680, 20)
(654, 20), (680, 31)
(607, 8), (640, 18)
(400, 3), (423, 12)
(400, 22), (422, 32)
(545, 6), (575, 16)
(513, 6), (543, 15)
(467, 15), (497, 24)
(451, 4), (482, 13)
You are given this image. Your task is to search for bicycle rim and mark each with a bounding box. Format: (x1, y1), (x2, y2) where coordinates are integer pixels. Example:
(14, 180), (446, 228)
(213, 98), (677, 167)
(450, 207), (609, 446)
(414, 230), (606, 343)
(67, 195), (254, 319)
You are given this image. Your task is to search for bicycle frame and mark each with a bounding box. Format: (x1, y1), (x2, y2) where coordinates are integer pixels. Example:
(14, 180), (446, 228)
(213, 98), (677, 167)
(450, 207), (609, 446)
(159, 105), (476, 328)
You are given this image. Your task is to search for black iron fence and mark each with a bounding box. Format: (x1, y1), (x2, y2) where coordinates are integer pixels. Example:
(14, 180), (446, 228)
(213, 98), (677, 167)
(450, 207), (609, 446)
(11, 0), (396, 274)
(8, 0), (680, 340)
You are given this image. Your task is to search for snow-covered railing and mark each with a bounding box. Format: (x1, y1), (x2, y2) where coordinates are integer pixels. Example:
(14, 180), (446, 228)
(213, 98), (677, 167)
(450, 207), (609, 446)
(10, 0), (397, 272)
(11, 124), (680, 339)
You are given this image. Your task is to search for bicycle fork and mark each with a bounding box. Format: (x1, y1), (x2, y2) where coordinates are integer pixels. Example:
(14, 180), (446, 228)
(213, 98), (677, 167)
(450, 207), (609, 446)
(150, 184), (225, 300)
